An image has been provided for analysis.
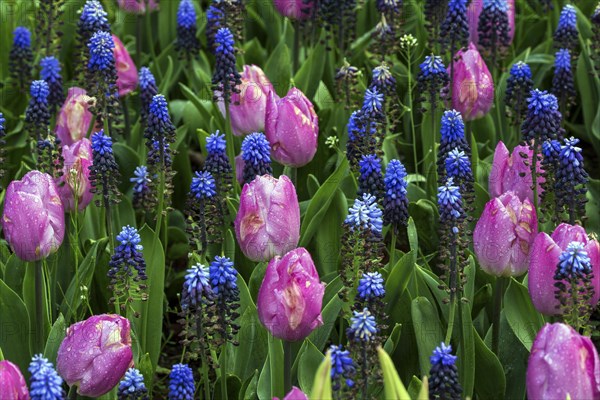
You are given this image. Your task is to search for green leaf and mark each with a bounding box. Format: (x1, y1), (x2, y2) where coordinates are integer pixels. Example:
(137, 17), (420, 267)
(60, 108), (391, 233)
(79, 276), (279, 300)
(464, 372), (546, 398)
(264, 40), (291, 97)
(294, 37), (326, 99)
(113, 143), (141, 194)
(383, 323), (403, 355)
(298, 340), (324, 394)
(378, 347), (411, 399)
(299, 157), (349, 247)
(473, 327), (506, 400)
(308, 290), (343, 351)
(411, 297), (444, 377)
(504, 278), (544, 351)
(268, 337), (284, 399)
(309, 353), (332, 400)
(0, 278), (31, 372)
(385, 252), (415, 317)
(457, 301), (475, 398)
(43, 314), (66, 364)
(233, 305), (268, 382)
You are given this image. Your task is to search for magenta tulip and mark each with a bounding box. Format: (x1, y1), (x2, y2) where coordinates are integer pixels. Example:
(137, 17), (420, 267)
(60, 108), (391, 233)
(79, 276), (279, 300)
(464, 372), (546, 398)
(489, 141), (545, 203)
(57, 138), (94, 212)
(234, 175), (301, 262)
(274, 386), (310, 400)
(218, 65), (274, 136)
(257, 248), (324, 342)
(273, 0), (315, 20)
(527, 323), (600, 400)
(448, 42), (494, 121)
(528, 223), (600, 315)
(0, 360), (29, 400)
(2, 171), (65, 262)
(467, 0), (515, 46)
(55, 87), (96, 146)
(265, 87), (319, 167)
(117, 0), (159, 13)
(112, 34), (138, 97)
(473, 191), (537, 276)
(57, 314), (133, 397)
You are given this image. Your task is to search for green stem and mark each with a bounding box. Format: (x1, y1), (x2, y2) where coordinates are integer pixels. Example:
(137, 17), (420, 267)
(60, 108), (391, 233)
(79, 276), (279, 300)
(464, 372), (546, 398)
(220, 344), (228, 400)
(407, 50), (419, 177)
(198, 318), (211, 400)
(445, 296), (457, 344)
(136, 14), (143, 68)
(492, 277), (506, 355)
(293, 19), (300, 74)
(35, 260), (45, 353)
(68, 386), (78, 400)
(389, 231), (397, 269)
(224, 103), (238, 194)
(284, 341), (293, 396)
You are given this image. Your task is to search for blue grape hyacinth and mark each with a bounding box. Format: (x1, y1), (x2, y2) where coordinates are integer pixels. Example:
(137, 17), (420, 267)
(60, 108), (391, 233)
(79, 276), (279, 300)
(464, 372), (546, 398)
(345, 193), (384, 235)
(383, 159), (409, 232)
(521, 89), (563, 143)
(241, 132), (272, 184)
(358, 154), (384, 200)
(554, 4), (578, 53)
(552, 49), (576, 113)
(168, 364), (195, 400)
(118, 368), (148, 400)
(417, 55), (450, 112)
(9, 27), (33, 90)
(139, 67), (158, 120)
(348, 308), (378, 342)
(477, 0), (511, 62)
(175, 0), (200, 60)
(505, 61), (534, 124)
(212, 27), (242, 105)
(429, 343), (462, 399)
(181, 264), (213, 310)
(29, 354), (65, 400)
(440, 0), (469, 53)
(40, 56), (65, 111)
(107, 226), (148, 302)
(438, 177), (465, 234)
(329, 344), (356, 391)
(357, 272), (386, 300)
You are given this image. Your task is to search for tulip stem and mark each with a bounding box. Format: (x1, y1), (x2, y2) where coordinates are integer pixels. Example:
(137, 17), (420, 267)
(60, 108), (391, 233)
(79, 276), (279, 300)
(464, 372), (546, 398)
(68, 386), (78, 400)
(293, 20), (300, 74)
(492, 277), (506, 355)
(224, 103), (238, 194)
(35, 260), (45, 353)
(284, 340), (293, 395)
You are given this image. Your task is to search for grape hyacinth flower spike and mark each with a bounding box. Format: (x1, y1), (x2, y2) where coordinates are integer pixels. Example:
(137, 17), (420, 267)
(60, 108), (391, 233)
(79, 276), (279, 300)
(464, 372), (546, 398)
(28, 354), (65, 400)
(168, 363), (195, 400)
(505, 61), (533, 125)
(175, 0), (200, 60)
(429, 343), (462, 399)
(383, 159), (409, 234)
(118, 368), (148, 400)
(205, 131), (233, 197)
(555, 137), (589, 224)
(358, 154), (384, 201)
(187, 170), (223, 254)
(329, 344), (356, 396)
(477, 0), (511, 64)
(552, 49), (576, 115)
(438, 109), (470, 178)
(241, 132), (272, 184)
(25, 80), (54, 172)
(40, 56), (65, 113)
(440, 0), (469, 60)
(139, 67), (158, 121)
(347, 308), (379, 397)
(9, 27), (33, 90)
(554, 5), (578, 55)
(417, 55), (449, 114)
(130, 166), (151, 210)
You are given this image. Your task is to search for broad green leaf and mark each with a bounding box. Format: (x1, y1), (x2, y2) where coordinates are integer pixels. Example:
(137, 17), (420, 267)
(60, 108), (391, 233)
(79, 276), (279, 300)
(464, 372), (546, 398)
(309, 353), (332, 400)
(43, 314), (66, 364)
(298, 340), (324, 395)
(0, 278), (31, 372)
(411, 297), (443, 377)
(504, 278), (544, 351)
(473, 327), (506, 400)
(378, 347), (411, 399)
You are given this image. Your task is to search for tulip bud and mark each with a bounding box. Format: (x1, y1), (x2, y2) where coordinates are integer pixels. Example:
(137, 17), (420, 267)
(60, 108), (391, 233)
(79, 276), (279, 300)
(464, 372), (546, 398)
(57, 138), (94, 212)
(0, 360), (29, 400)
(117, 0), (159, 14)
(527, 323), (600, 400)
(273, 0), (315, 20)
(467, 0), (515, 46)
(57, 314), (133, 397)
(448, 42), (494, 121)
(489, 141), (545, 203)
(2, 171), (65, 261)
(55, 87), (96, 146)
(257, 248), (324, 342)
(274, 386), (310, 400)
(112, 34), (138, 97)
(218, 65), (274, 136)
(265, 88), (319, 167)
(234, 175), (300, 262)
(528, 223), (600, 315)
(473, 191), (537, 276)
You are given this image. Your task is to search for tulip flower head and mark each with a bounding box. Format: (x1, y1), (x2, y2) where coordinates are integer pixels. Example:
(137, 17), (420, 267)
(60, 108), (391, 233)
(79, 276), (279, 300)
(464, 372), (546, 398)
(168, 364), (195, 400)
(0, 360), (29, 400)
(505, 61), (533, 124)
(112, 35), (138, 97)
(9, 27), (33, 90)
(29, 354), (64, 400)
(117, 0), (159, 14)
(429, 343), (462, 400)
(58, 138), (94, 212)
(55, 87), (97, 146)
(527, 323), (600, 400)
(57, 314), (133, 397)
(273, 0), (315, 20)
(2, 170), (65, 261)
(382, 159), (409, 233)
(117, 368), (148, 399)
(276, 387), (309, 400)
(175, 0), (200, 60)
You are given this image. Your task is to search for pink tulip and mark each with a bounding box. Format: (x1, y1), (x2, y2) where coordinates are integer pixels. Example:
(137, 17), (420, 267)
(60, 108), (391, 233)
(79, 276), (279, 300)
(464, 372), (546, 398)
(265, 87), (319, 167)
(528, 223), (600, 315)
(448, 42), (494, 121)
(55, 87), (96, 146)
(489, 141), (545, 203)
(218, 65), (274, 136)
(467, 0), (515, 46)
(273, 0), (315, 20)
(57, 314), (133, 397)
(527, 323), (600, 400)
(0, 360), (29, 400)
(57, 138), (94, 212)
(258, 248), (324, 342)
(117, 0), (159, 14)
(473, 191), (537, 276)
(274, 386), (310, 400)
(2, 171), (65, 261)
(112, 34), (138, 97)
(234, 175), (300, 262)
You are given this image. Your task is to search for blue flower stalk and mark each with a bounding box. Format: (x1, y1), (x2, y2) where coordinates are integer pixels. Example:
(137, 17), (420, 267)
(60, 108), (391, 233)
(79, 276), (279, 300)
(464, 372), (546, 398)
(29, 354), (65, 400)
(241, 132), (272, 184)
(438, 110), (470, 178)
(86, 30), (121, 128)
(505, 62), (534, 126)
(478, 0), (511, 65)
(346, 110), (377, 169)
(186, 170), (222, 255)
(417, 55), (450, 121)
(130, 166), (152, 210)
(347, 307), (379, 398)
(554, 137), (588, 224)
(428, 343), (462, 399)
(356, 271), (387, 324)
(372, 0), (402, 57)
(369, 63), (397, 98)
(76, 0), (111, 81)
(329, 344), (356, 398)
(205, 131), (233, 196)
(108, 225), (148, 313)
(554, 242), (595, 332)
(139, 67), (158, 121)
(440, 0), (469, 57)
(445, 147), (474, 202)
(175, 0), (200, 60)
(383, 159), (409, 234)
(206, 5), (225, 49)
(168, 364), (195, 400)
(424, 0), (447, 48)
(9, 27), (33, 91)
(25, 80), (51, 152)
(40, 56), (65, 113)
(358, 154), (385, 201)
(118, 368), (149, 400)
(552, 49), (576, 116)
(336, 60), (360, 109)
(554, 5), (578, 55)
(206, 0), (246, 47)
